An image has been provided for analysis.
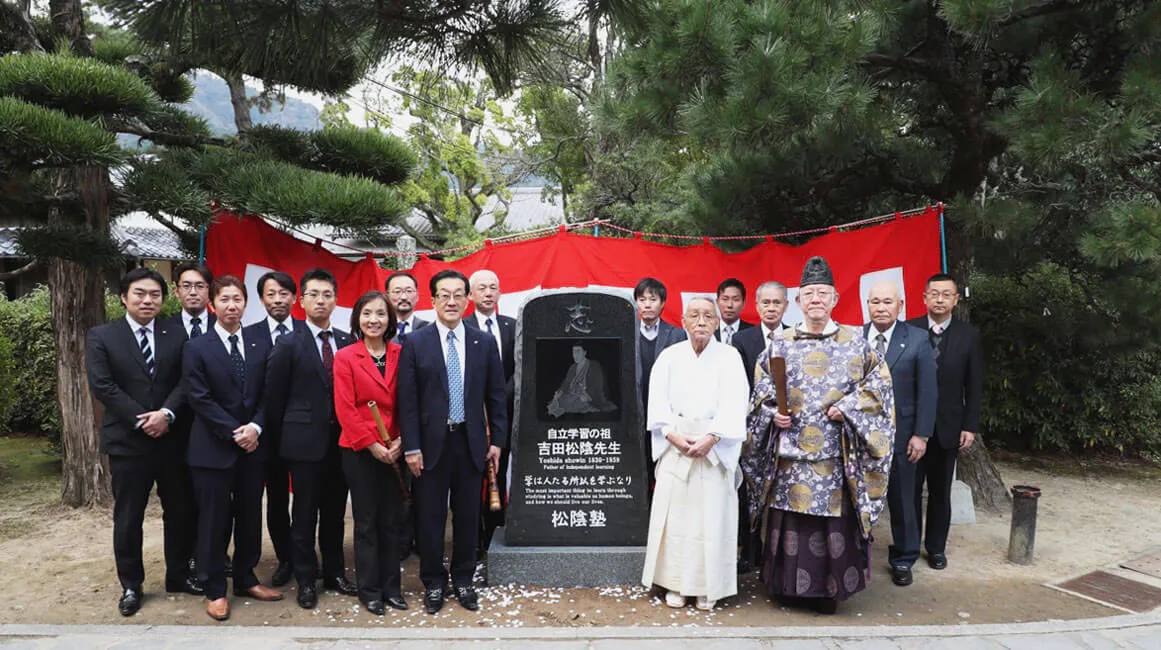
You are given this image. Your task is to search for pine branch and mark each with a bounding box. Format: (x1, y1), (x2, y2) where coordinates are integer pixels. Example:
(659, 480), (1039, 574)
(110, 121), (231, 148)
(997, 0), (1086, 27)
(0, 259), (38, 280)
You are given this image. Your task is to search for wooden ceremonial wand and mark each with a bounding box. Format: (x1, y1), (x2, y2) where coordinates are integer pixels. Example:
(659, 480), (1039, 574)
(367, 401), (412, 504)
(770, 356), (790, 417)
(483, 407), (502, 512)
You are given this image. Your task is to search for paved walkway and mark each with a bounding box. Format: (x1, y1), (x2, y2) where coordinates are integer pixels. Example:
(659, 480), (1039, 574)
(1, 610), (1160, 649)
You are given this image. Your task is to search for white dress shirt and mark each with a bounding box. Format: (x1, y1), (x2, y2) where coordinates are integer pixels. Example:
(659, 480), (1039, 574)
(266, 315), (294, 345)
(213, 322), (261, 435)
(928, 315), (951, 334)
(304, 319), (335, 361)
(180, 309), (209, 338)
(434, 319), (467, 385)
(866, 321), (896, 355)
(640, 320), (660, 341)
(473, 311), (502, 361)
(126, 315), (176, 424)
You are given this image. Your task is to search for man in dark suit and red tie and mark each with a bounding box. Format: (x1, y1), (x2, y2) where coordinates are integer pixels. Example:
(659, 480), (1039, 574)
(264, 268), (357, 609)
(398, 269), (508, 615)
(86, 268), (201, 617)
(184, 275), (283, 621)
(906, 273), (983, 572)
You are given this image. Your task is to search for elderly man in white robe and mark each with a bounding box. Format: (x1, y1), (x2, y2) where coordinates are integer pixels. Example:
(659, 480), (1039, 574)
(641, 297), (749, 611)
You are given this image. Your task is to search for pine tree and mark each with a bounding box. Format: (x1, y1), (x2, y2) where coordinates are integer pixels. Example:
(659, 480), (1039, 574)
(0, 0), (564, 506)
(594, 0), (1161, 505)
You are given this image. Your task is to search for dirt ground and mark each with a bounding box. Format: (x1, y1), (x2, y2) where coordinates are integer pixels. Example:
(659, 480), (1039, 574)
(1, 439), (1157, 628)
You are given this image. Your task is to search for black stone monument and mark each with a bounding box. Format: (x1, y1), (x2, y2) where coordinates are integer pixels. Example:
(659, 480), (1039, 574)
(487, 289), (649, 586)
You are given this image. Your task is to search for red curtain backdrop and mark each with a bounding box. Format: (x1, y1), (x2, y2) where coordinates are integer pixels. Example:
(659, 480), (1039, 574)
(206, 208), (942, 326)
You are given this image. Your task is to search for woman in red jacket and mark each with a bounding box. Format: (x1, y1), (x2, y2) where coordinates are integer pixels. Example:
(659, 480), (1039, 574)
(334, 290), (405, 615)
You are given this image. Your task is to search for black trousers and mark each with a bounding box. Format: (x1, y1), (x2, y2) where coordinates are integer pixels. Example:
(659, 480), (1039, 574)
(343, 448), (404, 602)
(265, 455), (293, 565)
(108, 451), (196, 591)
(478, 446), (509, 553)
(914, 437), (958, 556)
(286, 448), (348, 586)
(191, 453), (266, 600)
(887, 450), (921, 567)
(415, 428), (482, 590)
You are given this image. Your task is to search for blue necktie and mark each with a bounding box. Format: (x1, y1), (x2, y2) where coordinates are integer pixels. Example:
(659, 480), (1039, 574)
(189, 316), (202, 339)
(447, 330), (464, 423)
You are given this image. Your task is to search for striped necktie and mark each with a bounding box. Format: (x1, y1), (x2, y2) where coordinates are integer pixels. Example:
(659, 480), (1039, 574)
(139, 327), (154, 377)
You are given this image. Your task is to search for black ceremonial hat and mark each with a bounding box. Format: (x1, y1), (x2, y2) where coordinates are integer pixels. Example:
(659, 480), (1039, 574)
(800, 256), (835, 287)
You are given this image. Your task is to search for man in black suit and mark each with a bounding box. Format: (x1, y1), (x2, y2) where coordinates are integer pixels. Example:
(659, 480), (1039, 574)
(86, 268), (202, 617)
(184, 275), (283, 621)
(465, 269), (516, 555)
(244, 270), (299, 586)
(264, 268), (357, 609)
(714, 278), (754, 344)
(906, 273), (983, 571)
(865, 280), (937, 586)
(386, 271), (430, 338)
(730, 280), (790, 572)
(634, 277), (687, 496)
(732, 281), (790, 390)
(166, 262), (215, 339)
(160, 262), (215, 577)
(399, 269), (507, 615)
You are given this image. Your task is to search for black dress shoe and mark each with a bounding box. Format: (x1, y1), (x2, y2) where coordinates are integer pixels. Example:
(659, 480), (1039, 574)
(424, 587), (445, 614)
(297, 583), (317, 609)
(362, 599), (386, 616)
(323, 575), (359, 596)
(118, 588), (142, 616)
(386, 595), (408, 610)
(454, 586), (480, 611)
(271, 561), (293, 587)
(891, 564), (914, 586)
(165, 576), (205, 596)
(928, 553), (948, 570)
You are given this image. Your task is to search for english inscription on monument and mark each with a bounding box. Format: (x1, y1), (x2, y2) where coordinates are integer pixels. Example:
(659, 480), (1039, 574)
(505, 290), (649, 547)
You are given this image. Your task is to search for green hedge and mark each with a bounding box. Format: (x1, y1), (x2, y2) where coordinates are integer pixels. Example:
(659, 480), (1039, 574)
(0, 285), (181, 440)
(973, 264), (1161, 455)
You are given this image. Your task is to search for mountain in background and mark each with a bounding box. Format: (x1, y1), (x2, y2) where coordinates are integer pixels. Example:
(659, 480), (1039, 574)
(184, 72), (321, 134)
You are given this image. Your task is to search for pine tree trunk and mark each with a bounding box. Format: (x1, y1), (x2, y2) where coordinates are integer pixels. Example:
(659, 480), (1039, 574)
(223, 71), (252, 133)
(957, 435), (1010, 512)
(51, 167), (111, 507)
(48, 0), (93, 56)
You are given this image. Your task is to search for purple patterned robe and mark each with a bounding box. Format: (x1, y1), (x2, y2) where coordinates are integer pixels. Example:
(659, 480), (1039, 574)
(741, 321), (895, 543)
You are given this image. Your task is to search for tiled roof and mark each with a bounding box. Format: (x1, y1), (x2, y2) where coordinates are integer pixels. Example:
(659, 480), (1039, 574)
(0, 224), (187, 261)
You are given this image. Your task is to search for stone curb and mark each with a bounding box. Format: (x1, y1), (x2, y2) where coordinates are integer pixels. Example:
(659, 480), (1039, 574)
(1, 609), (1158, 641)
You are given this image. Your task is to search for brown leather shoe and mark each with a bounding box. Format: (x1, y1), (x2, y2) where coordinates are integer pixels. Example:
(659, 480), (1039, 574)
(206, 597), (229, 621)
(234, 584), (284, 601)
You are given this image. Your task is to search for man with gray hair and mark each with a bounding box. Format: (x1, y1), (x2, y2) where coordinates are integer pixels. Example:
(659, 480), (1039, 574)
(864, 280), (937, 587)
(465, 269), (516, 556)
(730, 280), (790, 574)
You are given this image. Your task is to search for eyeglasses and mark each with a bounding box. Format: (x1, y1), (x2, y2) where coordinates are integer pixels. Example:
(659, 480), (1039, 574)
(434, 292), (467, 303)
(388, 288), (417, 297)
(303, 291), (336, 300)
(178, 282), (207, 291)
(799, 289), (835, 300)
(925, 290), (957, 300)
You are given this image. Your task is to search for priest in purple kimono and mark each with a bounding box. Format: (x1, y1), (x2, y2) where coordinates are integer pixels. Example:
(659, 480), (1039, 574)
(741, 256), (895, 614)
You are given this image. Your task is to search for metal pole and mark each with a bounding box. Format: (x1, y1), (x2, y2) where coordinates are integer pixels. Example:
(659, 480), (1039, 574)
(938, 207), (948, 273)
(198, 224), (206, 265)
(1007, 485), (1041, 564)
